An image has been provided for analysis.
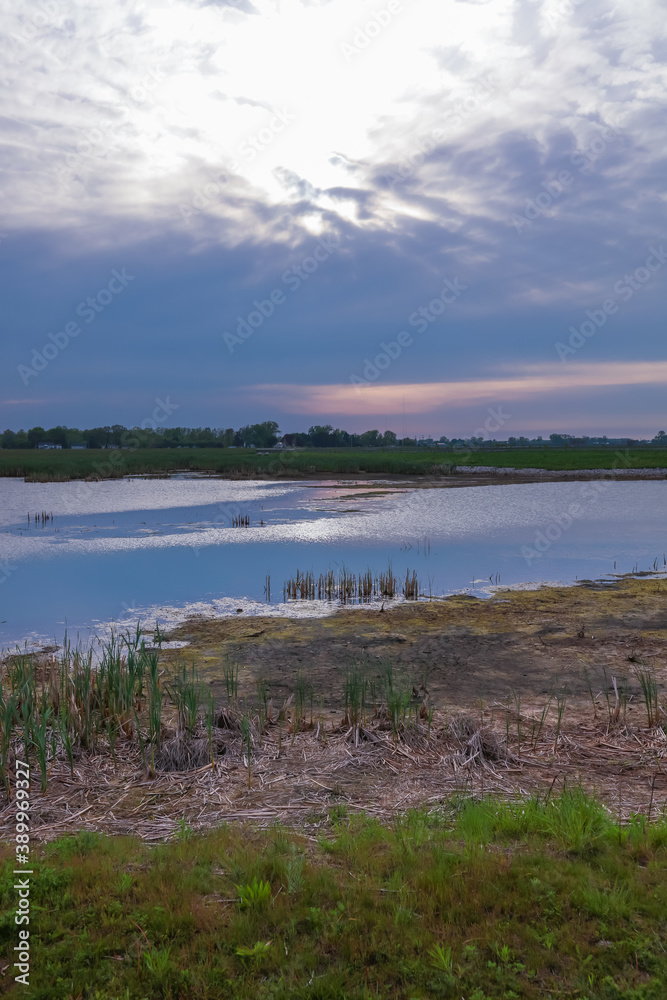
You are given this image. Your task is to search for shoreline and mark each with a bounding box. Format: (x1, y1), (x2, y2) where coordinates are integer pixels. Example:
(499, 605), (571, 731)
(7, 569), (666, 661)
(4, 466), (667, 489)
(1, 573), (665, 846)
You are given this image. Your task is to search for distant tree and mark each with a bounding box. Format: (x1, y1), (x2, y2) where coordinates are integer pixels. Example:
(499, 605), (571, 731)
(359, 429), (381, 448)
(109, 424), (127, 447)
(45, 425), (68, 448)
(653, 430), (667, 445)
(307, 425), (335, 448)
(1, 429), (29, 448)
(237, 422), (279, 448)
(85, 426), (112, 449)
(382, 430), (397, 447)
(283, 432), (310, 447)
(27, 426), (46, 449)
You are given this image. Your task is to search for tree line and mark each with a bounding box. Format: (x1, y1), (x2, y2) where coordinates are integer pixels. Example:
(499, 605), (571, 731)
(1, 423), (665, 450)
(0, 422), (398, 450)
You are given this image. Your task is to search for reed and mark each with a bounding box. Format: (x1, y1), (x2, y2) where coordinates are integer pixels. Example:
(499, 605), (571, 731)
(204, 691), (215, 765)
(634, 664), (660, 727)
(0, 689), (16, 795)
(241, 715), (252, 788)
(153, 622), (166, 648)
(147, 651), (162, 771)
(167, 663), (201, 736)
(582, 664), (598, 719)
(378, 560), (396, 598)
(402, 569), (419, 600)
(382, 662), (411, 740)
(31, 705), (53, 793)
(293, 672), (312, 735)
(0, 628), (222, 790)
(8, 443), (666, 484)
(513, 691), (522, 757)
(283, 560), (416, 605)
(554, 690), (567, 752)
(532, 696), (552, 748)
(58, 703), (75, 777)
(343, 665), (367, 727)
(223, 657), (239, 703)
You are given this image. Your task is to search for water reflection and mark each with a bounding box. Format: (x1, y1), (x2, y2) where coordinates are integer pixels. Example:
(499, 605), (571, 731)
(0, 476), (665, 650)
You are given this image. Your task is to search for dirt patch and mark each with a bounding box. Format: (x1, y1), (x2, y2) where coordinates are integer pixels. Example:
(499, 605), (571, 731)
(164, 575), (667, 721)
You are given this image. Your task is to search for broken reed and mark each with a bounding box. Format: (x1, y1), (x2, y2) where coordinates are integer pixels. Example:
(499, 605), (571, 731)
(231, 514), (250, 527)
(282, 560), (422, 603)
(584, 662), (662, 729)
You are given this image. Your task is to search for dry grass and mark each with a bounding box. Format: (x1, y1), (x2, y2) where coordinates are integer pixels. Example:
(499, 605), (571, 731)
(2, 695), (666, 844)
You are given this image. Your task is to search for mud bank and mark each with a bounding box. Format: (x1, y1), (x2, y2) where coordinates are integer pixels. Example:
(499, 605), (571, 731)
(165, 574), (667, 716)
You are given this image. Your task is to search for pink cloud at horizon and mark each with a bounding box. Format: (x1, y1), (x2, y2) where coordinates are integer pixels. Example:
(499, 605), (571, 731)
(247, 361), (667, 417)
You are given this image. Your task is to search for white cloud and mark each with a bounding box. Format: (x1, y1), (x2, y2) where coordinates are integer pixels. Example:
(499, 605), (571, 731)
(0, 0), (665, 251)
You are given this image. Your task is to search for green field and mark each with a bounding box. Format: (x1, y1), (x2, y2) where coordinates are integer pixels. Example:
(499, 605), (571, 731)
(1, 792), (666, 999)
(0, 446), (666, 482)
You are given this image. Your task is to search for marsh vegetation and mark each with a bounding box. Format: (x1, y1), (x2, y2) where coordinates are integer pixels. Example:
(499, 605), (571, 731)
(1, 445), (666, 483)
(281, 561), (423, 603)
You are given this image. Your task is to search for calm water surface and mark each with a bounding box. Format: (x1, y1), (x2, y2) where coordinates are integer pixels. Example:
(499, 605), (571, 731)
(1, 475), (665, 650)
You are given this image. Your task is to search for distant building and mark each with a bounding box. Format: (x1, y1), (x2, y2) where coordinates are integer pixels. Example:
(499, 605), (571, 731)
(71, 444), (87, 450)
(37, 442), (62, 450)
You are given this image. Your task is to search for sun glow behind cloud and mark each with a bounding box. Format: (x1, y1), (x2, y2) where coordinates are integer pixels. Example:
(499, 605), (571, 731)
(249, 362), (667, 415)
(6, 0), (658, 238)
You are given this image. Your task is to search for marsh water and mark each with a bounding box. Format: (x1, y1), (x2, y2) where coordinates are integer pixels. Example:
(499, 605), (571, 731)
(0, 474), (665, 651)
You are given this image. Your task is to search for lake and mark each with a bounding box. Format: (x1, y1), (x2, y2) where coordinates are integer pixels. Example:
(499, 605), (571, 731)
(0, 474), (665, 651)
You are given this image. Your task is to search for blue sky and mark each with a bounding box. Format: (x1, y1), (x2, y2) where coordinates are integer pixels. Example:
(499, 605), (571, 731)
(1, 0), (666, 438)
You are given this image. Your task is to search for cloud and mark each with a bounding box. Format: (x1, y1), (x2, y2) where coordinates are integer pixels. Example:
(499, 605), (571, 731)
(0, 0), (666, 434)
(249, 362), (667, 415)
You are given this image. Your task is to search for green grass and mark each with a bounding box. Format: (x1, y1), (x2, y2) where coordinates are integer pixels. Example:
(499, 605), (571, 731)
(2, 791), (667, 998)
(1, 446), (666, 482)
(0, 447), (454, 482)
(457, 445), (667, 472)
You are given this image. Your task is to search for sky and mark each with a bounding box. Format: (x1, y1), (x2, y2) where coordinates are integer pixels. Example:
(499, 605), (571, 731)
(1, 0), (666, 439)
